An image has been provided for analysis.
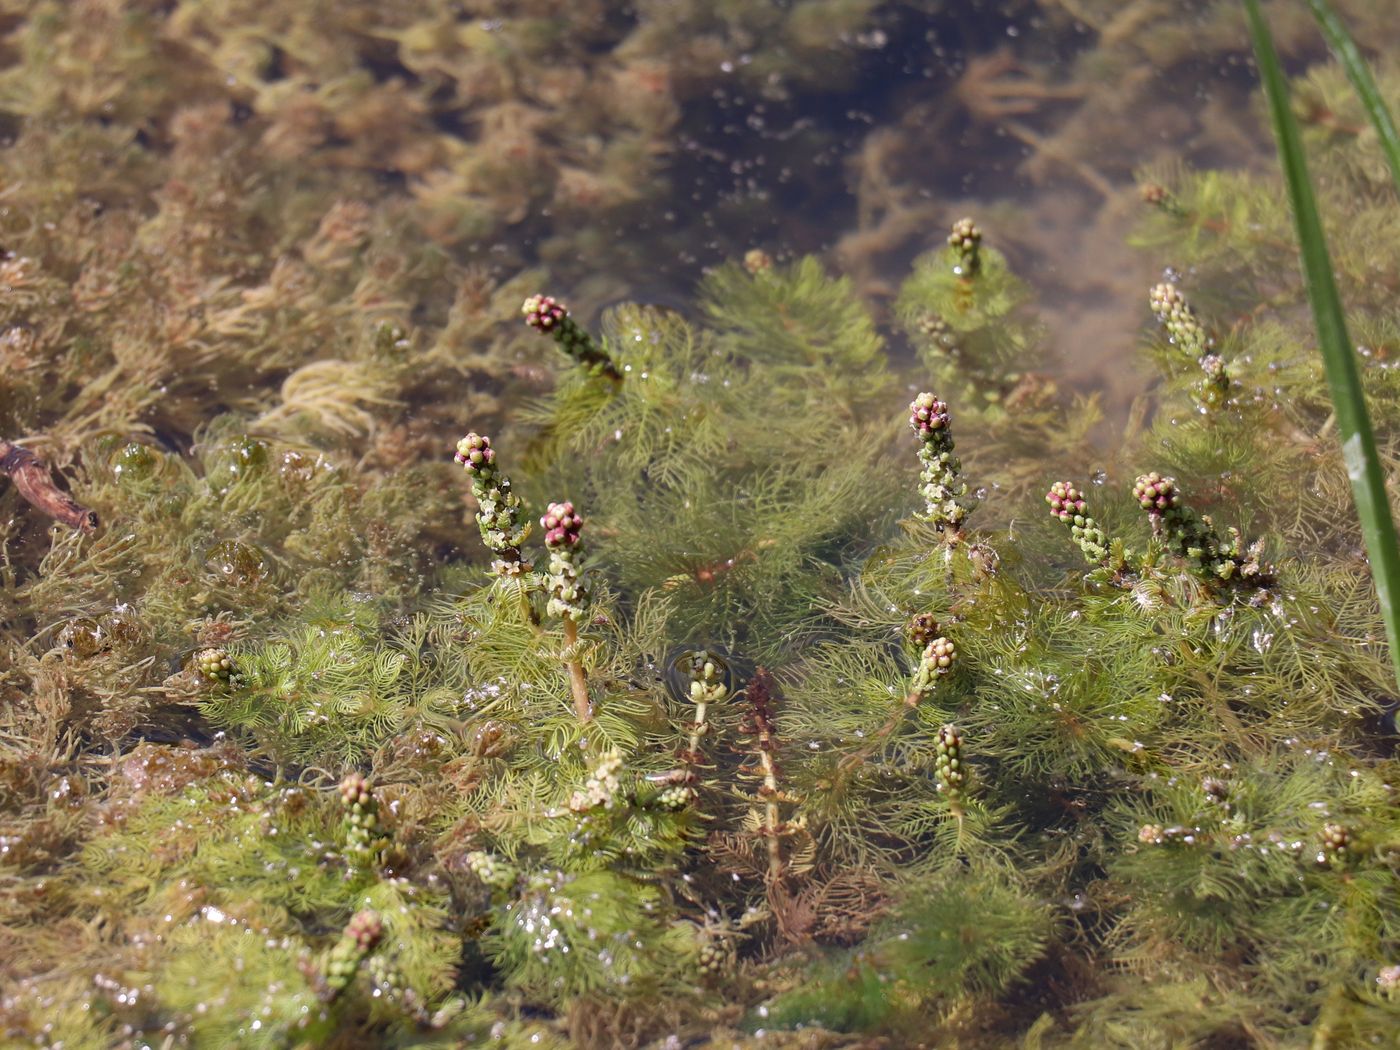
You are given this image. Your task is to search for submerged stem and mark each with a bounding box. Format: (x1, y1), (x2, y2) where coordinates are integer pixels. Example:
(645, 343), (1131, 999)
(562, 616), (591, 723)
(687, 700), (709, 761)
(753, 721), (785, 887)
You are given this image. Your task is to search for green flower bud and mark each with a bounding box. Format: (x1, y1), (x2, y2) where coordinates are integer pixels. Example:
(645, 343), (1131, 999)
(947, 217), (982, 276)
(195, 647), (234, 684)
(911, 637), (956, 701)
(935, 724), (966, 805)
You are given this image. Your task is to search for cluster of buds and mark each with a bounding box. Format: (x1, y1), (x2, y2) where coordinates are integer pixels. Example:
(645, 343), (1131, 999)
(1132, 472), (1177, 515)
(569, 748), (625, 813)
(639, 766), (698, 811)
(947, 217), (982, 277)
(909, 393), (971, 535)
(1149, 283), (1211, 357)
(1148, 282), (1229, 406)
(696, 929), (738, 980)
(1200, 352), (1227, 390)
(521, 294), (620, 380)
(1045, 481), (1111, 565)
(743, 248), (773, 275)
(676, 648), (731, 771)
(194, 647), (234, 685)
(541, 501), (582, 548)
(1139, 181), (1187, 217)
(935, 724), (966, 813)
(321, 910), (383, 1000)
(654, 783), (696, 811)
(339, 771), (389, 873)
(916, 312), (960, 356)
(455, 433), (529, 575)
(1133, 473), (1267, 583)
(1317, 822), (1353, 868)
(904, 611), (941, 648)
(684, 650), (731, 707)
(541, 501), (589, 620)
(909, 391), (950, 437)
(366, 954), (427, 1023)
(465, 850), (518, 892)
(911, 636), (957, 701)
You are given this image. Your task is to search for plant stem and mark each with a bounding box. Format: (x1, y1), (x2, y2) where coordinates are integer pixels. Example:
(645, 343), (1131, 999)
(562, 616), (591, 723)
(752, 720), (785, 887)
(687, 700), (708, 762)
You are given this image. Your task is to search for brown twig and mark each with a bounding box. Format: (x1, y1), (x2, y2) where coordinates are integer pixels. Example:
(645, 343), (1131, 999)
(0, 441), (98, 533)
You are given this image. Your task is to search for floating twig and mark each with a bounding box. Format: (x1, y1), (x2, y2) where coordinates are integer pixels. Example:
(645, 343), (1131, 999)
(0, 440), (98, 533)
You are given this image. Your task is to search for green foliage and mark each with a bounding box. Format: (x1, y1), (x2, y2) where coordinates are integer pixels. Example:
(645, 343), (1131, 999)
(483, 868), (697, 1005)
(207, 597), (469, 767)
(521, 262), (909, 657)
(700, 257), (887, 386)
(757, 871), (1049, 1033)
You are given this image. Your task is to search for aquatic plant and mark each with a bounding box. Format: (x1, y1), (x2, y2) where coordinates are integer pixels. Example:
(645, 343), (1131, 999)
(6, 176), (1400, 1044)
(3, 7), (1400, 1047)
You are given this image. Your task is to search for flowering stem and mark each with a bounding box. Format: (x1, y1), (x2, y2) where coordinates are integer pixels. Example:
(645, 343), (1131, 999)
(677, 650), (728, 779)
(522, 295), (622, 381)
(908, 393), (971, 541)
(540, 500), (593, 723)
(936, 724), (966, 824)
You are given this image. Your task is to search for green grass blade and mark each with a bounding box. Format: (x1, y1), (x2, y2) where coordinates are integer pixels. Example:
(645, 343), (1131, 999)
(1305, 0), (1400, 196)
(1244, 0), (1400, 689)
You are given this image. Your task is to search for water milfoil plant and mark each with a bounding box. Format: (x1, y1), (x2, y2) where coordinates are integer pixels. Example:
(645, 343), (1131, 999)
(2, 84), (1400, 1050)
